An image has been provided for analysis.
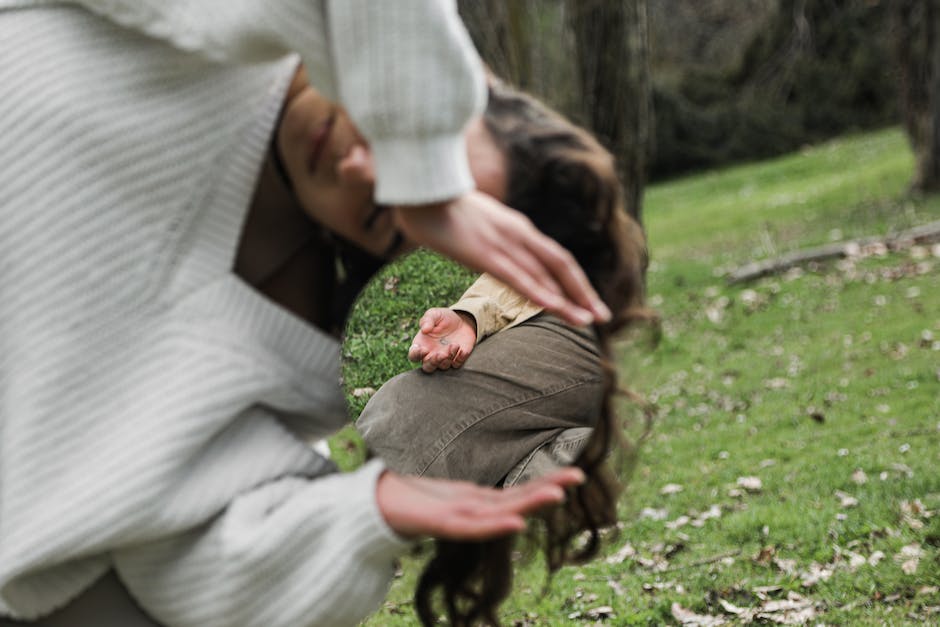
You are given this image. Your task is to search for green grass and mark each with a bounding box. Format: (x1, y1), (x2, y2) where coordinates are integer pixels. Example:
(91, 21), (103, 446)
(339, 126), (940, 625)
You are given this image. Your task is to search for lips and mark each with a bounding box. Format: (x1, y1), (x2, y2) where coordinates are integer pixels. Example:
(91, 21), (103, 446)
(307, 113), (336, 174)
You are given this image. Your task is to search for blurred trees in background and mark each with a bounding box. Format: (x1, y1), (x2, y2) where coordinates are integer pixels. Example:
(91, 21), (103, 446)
(891, 0), (940, 192)
(459, 0), (652, 222)
(567, 0), (651, 224)
(460, 1), (931, 195)
(651, 0), (896, 178)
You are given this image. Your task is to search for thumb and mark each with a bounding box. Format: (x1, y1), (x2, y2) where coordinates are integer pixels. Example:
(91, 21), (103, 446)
(420, 308), (445, 334)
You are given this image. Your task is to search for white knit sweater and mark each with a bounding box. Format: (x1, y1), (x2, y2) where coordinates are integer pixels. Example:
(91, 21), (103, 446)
(0, 2), (485, 625)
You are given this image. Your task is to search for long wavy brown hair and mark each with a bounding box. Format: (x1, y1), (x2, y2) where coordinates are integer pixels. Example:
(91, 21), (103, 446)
(413, 80), (656, 626)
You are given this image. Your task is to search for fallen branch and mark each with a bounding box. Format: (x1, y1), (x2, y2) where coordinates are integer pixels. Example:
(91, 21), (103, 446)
(727, 220), (940, 284)
(660, 549), (743, 573)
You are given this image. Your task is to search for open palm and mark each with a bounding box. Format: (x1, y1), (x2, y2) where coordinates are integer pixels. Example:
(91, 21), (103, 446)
(407, 308), (478, 372)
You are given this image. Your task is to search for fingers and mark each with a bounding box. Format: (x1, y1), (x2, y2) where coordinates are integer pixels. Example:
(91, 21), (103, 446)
(528, 466), (586, 490)
(408, 341), (427, 363)
(395, 194), (611, 326)
(436, 344), (459, 371)
(430, 513), (527, 540)
(487, 203), (611, 326)
(484, 250), (594, 327)
(428, 484), (566, 541)
(450, 347), (467, 369)
(378, 468), (587, 542)
(420, 344), (458, 373)
(523, 235), (612, 324)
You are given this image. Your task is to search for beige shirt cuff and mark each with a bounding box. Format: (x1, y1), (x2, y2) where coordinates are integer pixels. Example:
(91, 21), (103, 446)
(450, 273), (544, 342)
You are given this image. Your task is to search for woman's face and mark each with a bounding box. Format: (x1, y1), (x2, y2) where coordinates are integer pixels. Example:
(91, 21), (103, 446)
(276, 68), (506, 259)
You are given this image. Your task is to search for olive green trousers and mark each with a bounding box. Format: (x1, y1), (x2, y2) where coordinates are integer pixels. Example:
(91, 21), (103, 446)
(357, 314), (602, 487)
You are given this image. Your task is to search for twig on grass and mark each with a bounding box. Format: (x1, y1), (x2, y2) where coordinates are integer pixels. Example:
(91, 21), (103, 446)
(659, 549), (743, 573)
(727, 220), (940, 284)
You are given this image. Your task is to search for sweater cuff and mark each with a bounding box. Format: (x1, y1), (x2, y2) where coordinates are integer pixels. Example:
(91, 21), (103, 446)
(370, 133), (475, 206)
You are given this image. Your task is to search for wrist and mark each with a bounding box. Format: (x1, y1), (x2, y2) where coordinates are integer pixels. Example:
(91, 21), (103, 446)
(375, 470), (418, 540)
(454, 310), (478, 340)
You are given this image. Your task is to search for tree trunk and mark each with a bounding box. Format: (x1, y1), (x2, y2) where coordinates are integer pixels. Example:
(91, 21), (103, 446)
(892, 0), (940, 192)
(457, 0), (532, 89)
(566, 0), (652, 224)
(459, 1), (652, 223)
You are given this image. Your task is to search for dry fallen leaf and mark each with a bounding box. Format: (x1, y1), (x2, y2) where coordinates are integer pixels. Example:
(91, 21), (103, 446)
(760, 594), (815, 614)
(606, 578), (626, 596)
(896, 543), (924, 575)
(846, 551), (867, 571)
(737, 476), (763, 492)
(835, 490), (859, 508)
(754, 545), (775, 565)
(642, 580), (685, 596)
(891, 462), (914, 478)
(586, 605), (615, 620)
(698, 504), (722, 522)
(660, 483), (684, 496)
(671, 603), (727, 626)
(898, 543), (924, 559)
(716, 591), (820, 625)
(759, 605), (817, 625)
(639, 507), (669, 521)
(636, 555), (669, 572)
(718, 599), (749, 616)
(902, 558), (919, 575)
(900, 499), (928, 530)
(753, 585), (784, 600)
(773, 556), (798, 575)
(666, 515), (691, 530)
(351, 387), (376, 398)
(605, 542), (636, 565)
(800, 562), (833, 587)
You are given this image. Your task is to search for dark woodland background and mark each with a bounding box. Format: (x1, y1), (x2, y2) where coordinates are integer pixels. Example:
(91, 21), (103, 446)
(458, 0), (940, 222)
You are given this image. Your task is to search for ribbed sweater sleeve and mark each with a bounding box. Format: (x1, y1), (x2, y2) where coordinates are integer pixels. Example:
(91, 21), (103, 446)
(66, 0), (486, 205)
(115, 461), (410, 627)
(0, 7), (415, 624)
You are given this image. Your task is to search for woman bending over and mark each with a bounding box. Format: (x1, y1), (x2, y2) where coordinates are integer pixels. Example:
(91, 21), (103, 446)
(358, 79), (654, 625)
(0, 2), (600, 623)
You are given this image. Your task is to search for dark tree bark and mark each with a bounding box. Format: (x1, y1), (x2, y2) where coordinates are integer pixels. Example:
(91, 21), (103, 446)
(457, 0), (532, 89)
(459, 0), (652, 224)
(892, 0), (940, 192)
(565, 0), (652, 224)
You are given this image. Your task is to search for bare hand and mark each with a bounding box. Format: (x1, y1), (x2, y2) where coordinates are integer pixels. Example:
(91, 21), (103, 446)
(408, 308), (477, 372)
(393, 192), (611, 326)
(376, 467), (585, 540)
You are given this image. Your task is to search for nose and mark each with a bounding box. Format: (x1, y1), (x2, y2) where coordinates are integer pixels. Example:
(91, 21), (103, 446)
(337, 144), (375, 186)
